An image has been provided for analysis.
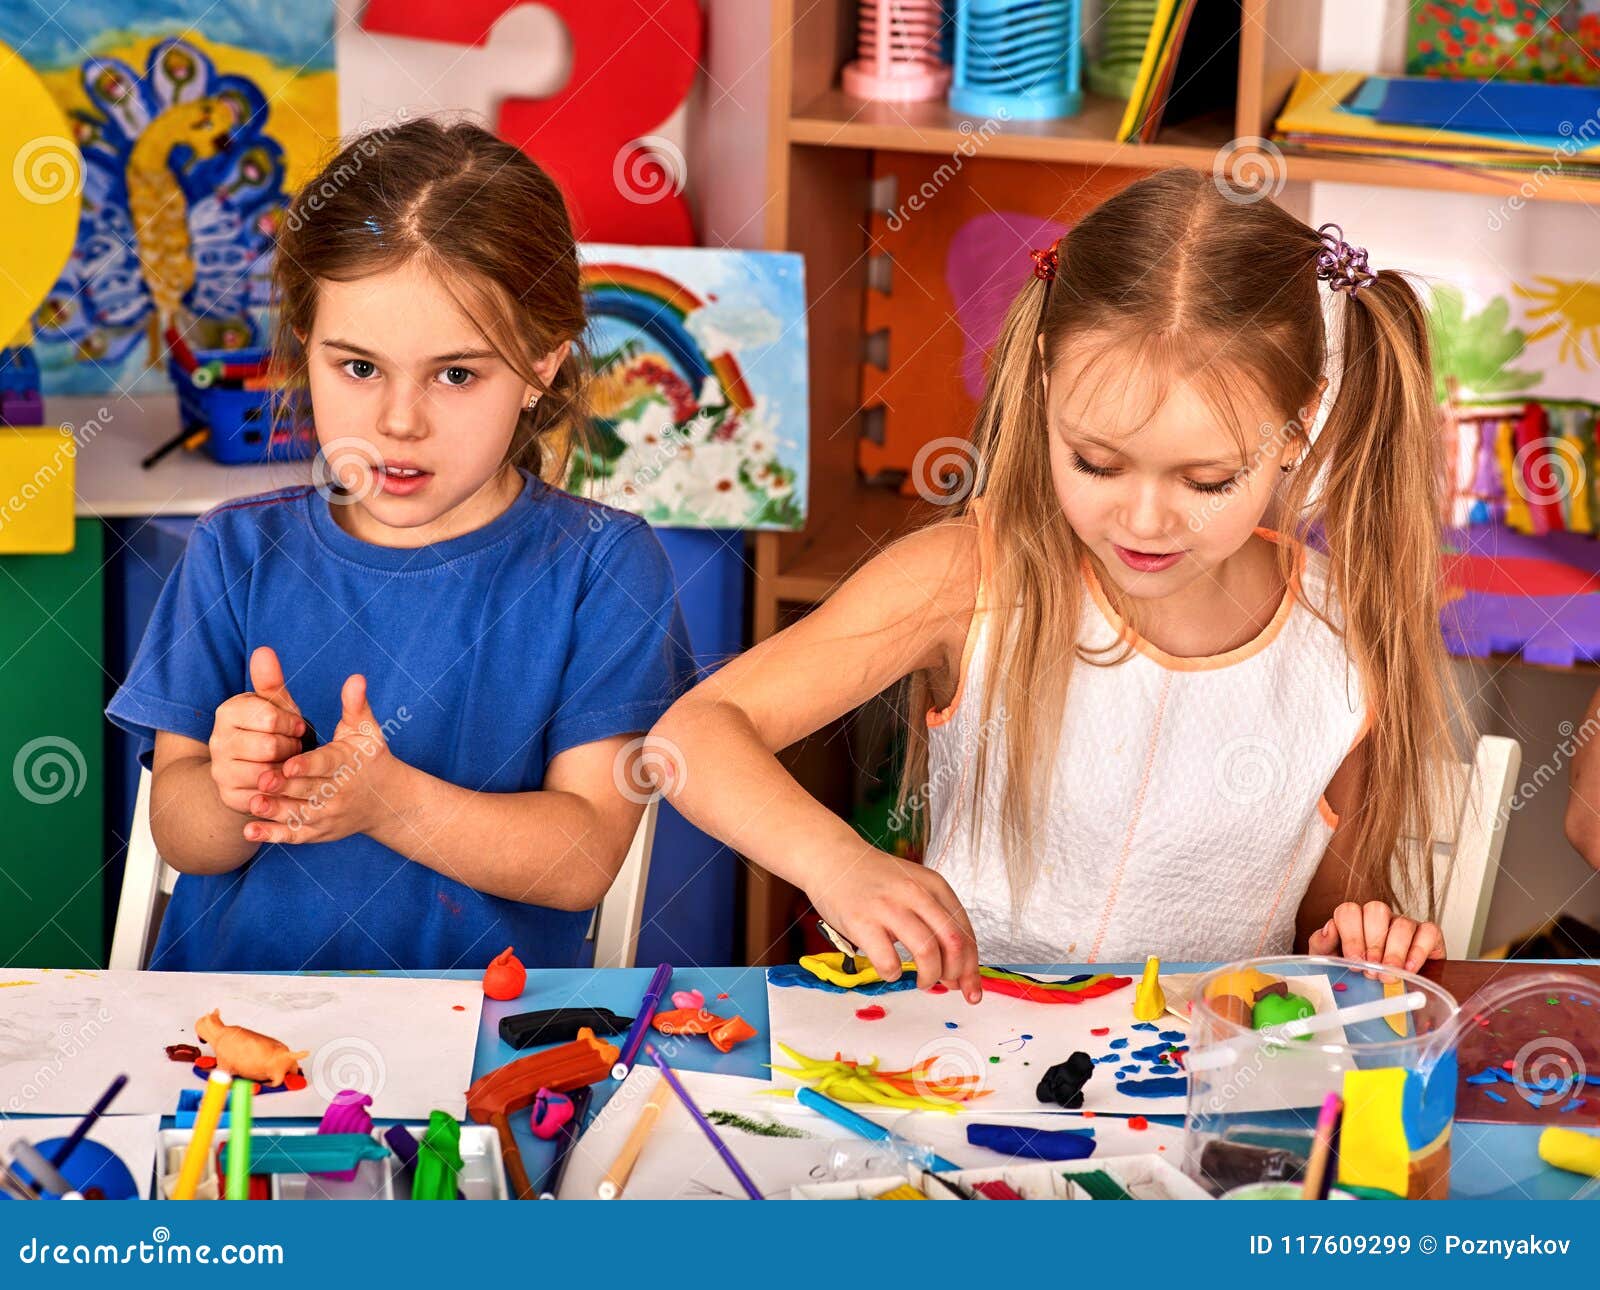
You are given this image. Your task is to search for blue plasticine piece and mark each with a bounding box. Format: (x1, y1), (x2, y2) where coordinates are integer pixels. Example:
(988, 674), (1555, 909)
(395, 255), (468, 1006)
(1466, 1071), (1500, 1085)
(1483, 1090), (1507, 1104)
(1118, 1075), (1188, 1099)
(966, 1123), (1096, 1162)
(1119, 1065), (1140, 1074)
(1131, 1023), (1158, 1032)
(1109, 1038), (1129, 1050)
(1560, 1098), (1586, 1113)
(1116, 1072), (1126, 1079)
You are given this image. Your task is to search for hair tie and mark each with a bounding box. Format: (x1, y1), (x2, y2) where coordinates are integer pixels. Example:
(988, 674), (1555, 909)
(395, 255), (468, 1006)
(1030, 238), (1062, 283)
(1315, 223), (1376, 295)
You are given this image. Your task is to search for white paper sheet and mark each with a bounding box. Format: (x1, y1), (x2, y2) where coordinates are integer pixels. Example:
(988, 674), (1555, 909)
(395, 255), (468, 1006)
(765, 969), (1350, 1115)
(0, 969), (481, 1120)
(0, 1115), (160, 1198)
(557, 1067), (1187, 1199)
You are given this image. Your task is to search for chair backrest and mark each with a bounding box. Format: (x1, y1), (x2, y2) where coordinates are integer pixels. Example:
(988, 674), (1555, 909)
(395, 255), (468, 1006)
(110, 766), (660, 970)
(1418, 734), (1520, 960)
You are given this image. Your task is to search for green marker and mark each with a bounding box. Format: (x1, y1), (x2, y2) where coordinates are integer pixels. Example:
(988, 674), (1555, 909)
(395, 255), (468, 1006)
(225, 1079), (254, 1200)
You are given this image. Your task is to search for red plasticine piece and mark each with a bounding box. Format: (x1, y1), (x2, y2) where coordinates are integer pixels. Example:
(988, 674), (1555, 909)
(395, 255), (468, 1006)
(929, 984), (949, 995)
(856, 1005), (887, 1021)
(1090, 1028), (1110, 1036)
(1129, 1116), (1149, 1131)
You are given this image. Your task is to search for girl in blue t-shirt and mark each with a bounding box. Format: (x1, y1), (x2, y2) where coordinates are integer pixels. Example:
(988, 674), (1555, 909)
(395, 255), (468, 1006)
(107, 119), (696, 971)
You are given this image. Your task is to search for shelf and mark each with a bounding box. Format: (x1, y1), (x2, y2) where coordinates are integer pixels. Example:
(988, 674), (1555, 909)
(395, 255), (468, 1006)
(771, 486), (934, 604)
(790, 89), (1231, 169)
(790, 90), (1600, 205)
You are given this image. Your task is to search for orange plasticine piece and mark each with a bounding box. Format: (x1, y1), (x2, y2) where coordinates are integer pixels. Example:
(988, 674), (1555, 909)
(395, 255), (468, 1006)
(707, 1016), (758, 1052)
(193, 1010), (310, 1086)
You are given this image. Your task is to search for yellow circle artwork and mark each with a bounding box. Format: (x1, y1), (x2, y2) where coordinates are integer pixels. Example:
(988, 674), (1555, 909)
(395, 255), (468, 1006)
(0, 38), (83, 347)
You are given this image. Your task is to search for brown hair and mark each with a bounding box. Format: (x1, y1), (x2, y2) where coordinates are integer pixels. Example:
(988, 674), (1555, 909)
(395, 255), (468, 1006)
(270, 115), (590, 482)
(904, 167), (1464, 923)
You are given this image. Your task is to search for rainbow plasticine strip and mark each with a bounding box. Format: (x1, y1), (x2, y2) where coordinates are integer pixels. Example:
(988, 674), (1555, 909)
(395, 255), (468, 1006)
(786, 952), (1132, 1003)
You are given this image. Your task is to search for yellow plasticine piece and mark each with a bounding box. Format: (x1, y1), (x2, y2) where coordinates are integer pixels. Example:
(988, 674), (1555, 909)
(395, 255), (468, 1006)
(1337, 1068), (1410, 1198)
(798, 952), (917, 988)
(875, 1184), (927, 1199)
(1381, 979), (1410, 1038)
(1134, 955), (1166, 1022)
(1539, 1128), (1600, 1178)
(1202, 967), (1278, 1003)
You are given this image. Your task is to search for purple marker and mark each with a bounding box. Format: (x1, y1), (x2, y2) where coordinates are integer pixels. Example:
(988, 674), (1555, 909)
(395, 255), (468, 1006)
(612, 962), (672, 1080)
(646, 1043), (763, 1199)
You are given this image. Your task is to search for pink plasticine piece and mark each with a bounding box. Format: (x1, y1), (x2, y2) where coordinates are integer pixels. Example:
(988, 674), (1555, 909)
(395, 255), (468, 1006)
(530, 1087), (574, 1140)
(671, 989), (705, 1011)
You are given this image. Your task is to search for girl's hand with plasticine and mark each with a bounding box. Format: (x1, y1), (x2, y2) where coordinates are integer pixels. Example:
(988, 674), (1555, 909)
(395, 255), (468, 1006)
(1307, 900), (1445, 975)
(808, 848), (982, 999)
(207, 645), (309, 816)
(245, 673), (397, 845)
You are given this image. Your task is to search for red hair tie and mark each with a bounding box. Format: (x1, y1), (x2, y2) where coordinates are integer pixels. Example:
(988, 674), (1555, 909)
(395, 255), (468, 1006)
(1030, 238), (1062, 283)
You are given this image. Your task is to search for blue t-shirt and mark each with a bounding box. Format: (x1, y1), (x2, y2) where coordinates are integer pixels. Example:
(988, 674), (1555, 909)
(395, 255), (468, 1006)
(106, 469), (696, 972)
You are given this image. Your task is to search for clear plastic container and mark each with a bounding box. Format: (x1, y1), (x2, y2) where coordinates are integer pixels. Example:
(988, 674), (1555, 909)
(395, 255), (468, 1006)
(1182, 955), (1600, 1200)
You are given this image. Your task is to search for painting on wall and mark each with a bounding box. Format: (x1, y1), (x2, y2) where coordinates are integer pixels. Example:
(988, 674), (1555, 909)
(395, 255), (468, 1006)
(0, 1), (339, 395)
(574, 245), (809, 530)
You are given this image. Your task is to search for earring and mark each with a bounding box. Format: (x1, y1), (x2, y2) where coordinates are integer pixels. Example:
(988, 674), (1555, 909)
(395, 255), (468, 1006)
(525, 395), (539, 410)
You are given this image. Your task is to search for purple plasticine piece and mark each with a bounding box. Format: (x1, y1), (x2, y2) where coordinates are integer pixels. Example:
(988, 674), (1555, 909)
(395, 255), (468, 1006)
(384, 1124), (419, 1169)
(317, 1090), (375, 1180)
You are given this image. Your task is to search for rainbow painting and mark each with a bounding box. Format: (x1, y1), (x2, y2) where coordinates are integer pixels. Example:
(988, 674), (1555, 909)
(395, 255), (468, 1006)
(576, 244), (808, 531)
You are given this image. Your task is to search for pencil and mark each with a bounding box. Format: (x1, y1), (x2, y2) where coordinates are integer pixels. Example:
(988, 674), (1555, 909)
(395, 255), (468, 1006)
(492, 1110), (535, 1200)
(224, 1079), (253, 1200)
(50, 1073), (128, 1170)
(794, 1087), (963, 1173)
(645, 1043), (763, 1200)
(1301, 1091), (1342, 1199)
(598, 1077), (672, 1198)
(612, 963), (672, 1080)
(173, 1070), (232, 1200)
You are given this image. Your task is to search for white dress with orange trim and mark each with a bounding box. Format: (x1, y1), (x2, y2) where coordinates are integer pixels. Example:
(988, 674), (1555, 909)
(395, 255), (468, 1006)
(923, 532), (1367, 966)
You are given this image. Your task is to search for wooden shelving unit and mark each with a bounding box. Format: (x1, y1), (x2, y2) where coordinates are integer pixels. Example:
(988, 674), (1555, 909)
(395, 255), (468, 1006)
(746, 0), (1600, 960)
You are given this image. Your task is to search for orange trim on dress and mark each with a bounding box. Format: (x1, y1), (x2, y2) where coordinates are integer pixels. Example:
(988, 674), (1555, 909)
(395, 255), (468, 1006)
(1081, 527), (1303, 673)
(927, 504), (989, 729)
(1317, 795), (1340, 829)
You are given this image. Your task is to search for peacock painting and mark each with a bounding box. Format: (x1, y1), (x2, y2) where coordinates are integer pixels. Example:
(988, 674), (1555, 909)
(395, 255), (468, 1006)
(33, 38), (287, 392)
(0, 1), (338, 396)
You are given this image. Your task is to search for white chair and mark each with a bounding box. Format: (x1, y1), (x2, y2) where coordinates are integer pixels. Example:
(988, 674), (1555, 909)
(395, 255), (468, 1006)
(110, 766), (659, 971)
(1417, 734), (1520, 960)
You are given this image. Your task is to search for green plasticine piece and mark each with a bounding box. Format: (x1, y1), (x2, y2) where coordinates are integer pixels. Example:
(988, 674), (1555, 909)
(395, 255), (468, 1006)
(220, 1133), (390, 1176)
(1251, 991), (1316, 1037)
(411, 1110), (463, 1200)
(1068, 1169), (1130, 1200)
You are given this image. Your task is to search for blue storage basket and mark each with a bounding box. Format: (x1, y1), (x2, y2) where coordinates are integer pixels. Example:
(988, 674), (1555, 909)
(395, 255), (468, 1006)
(950, 0), (1083, 120)
(167, 343), (314, 466)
